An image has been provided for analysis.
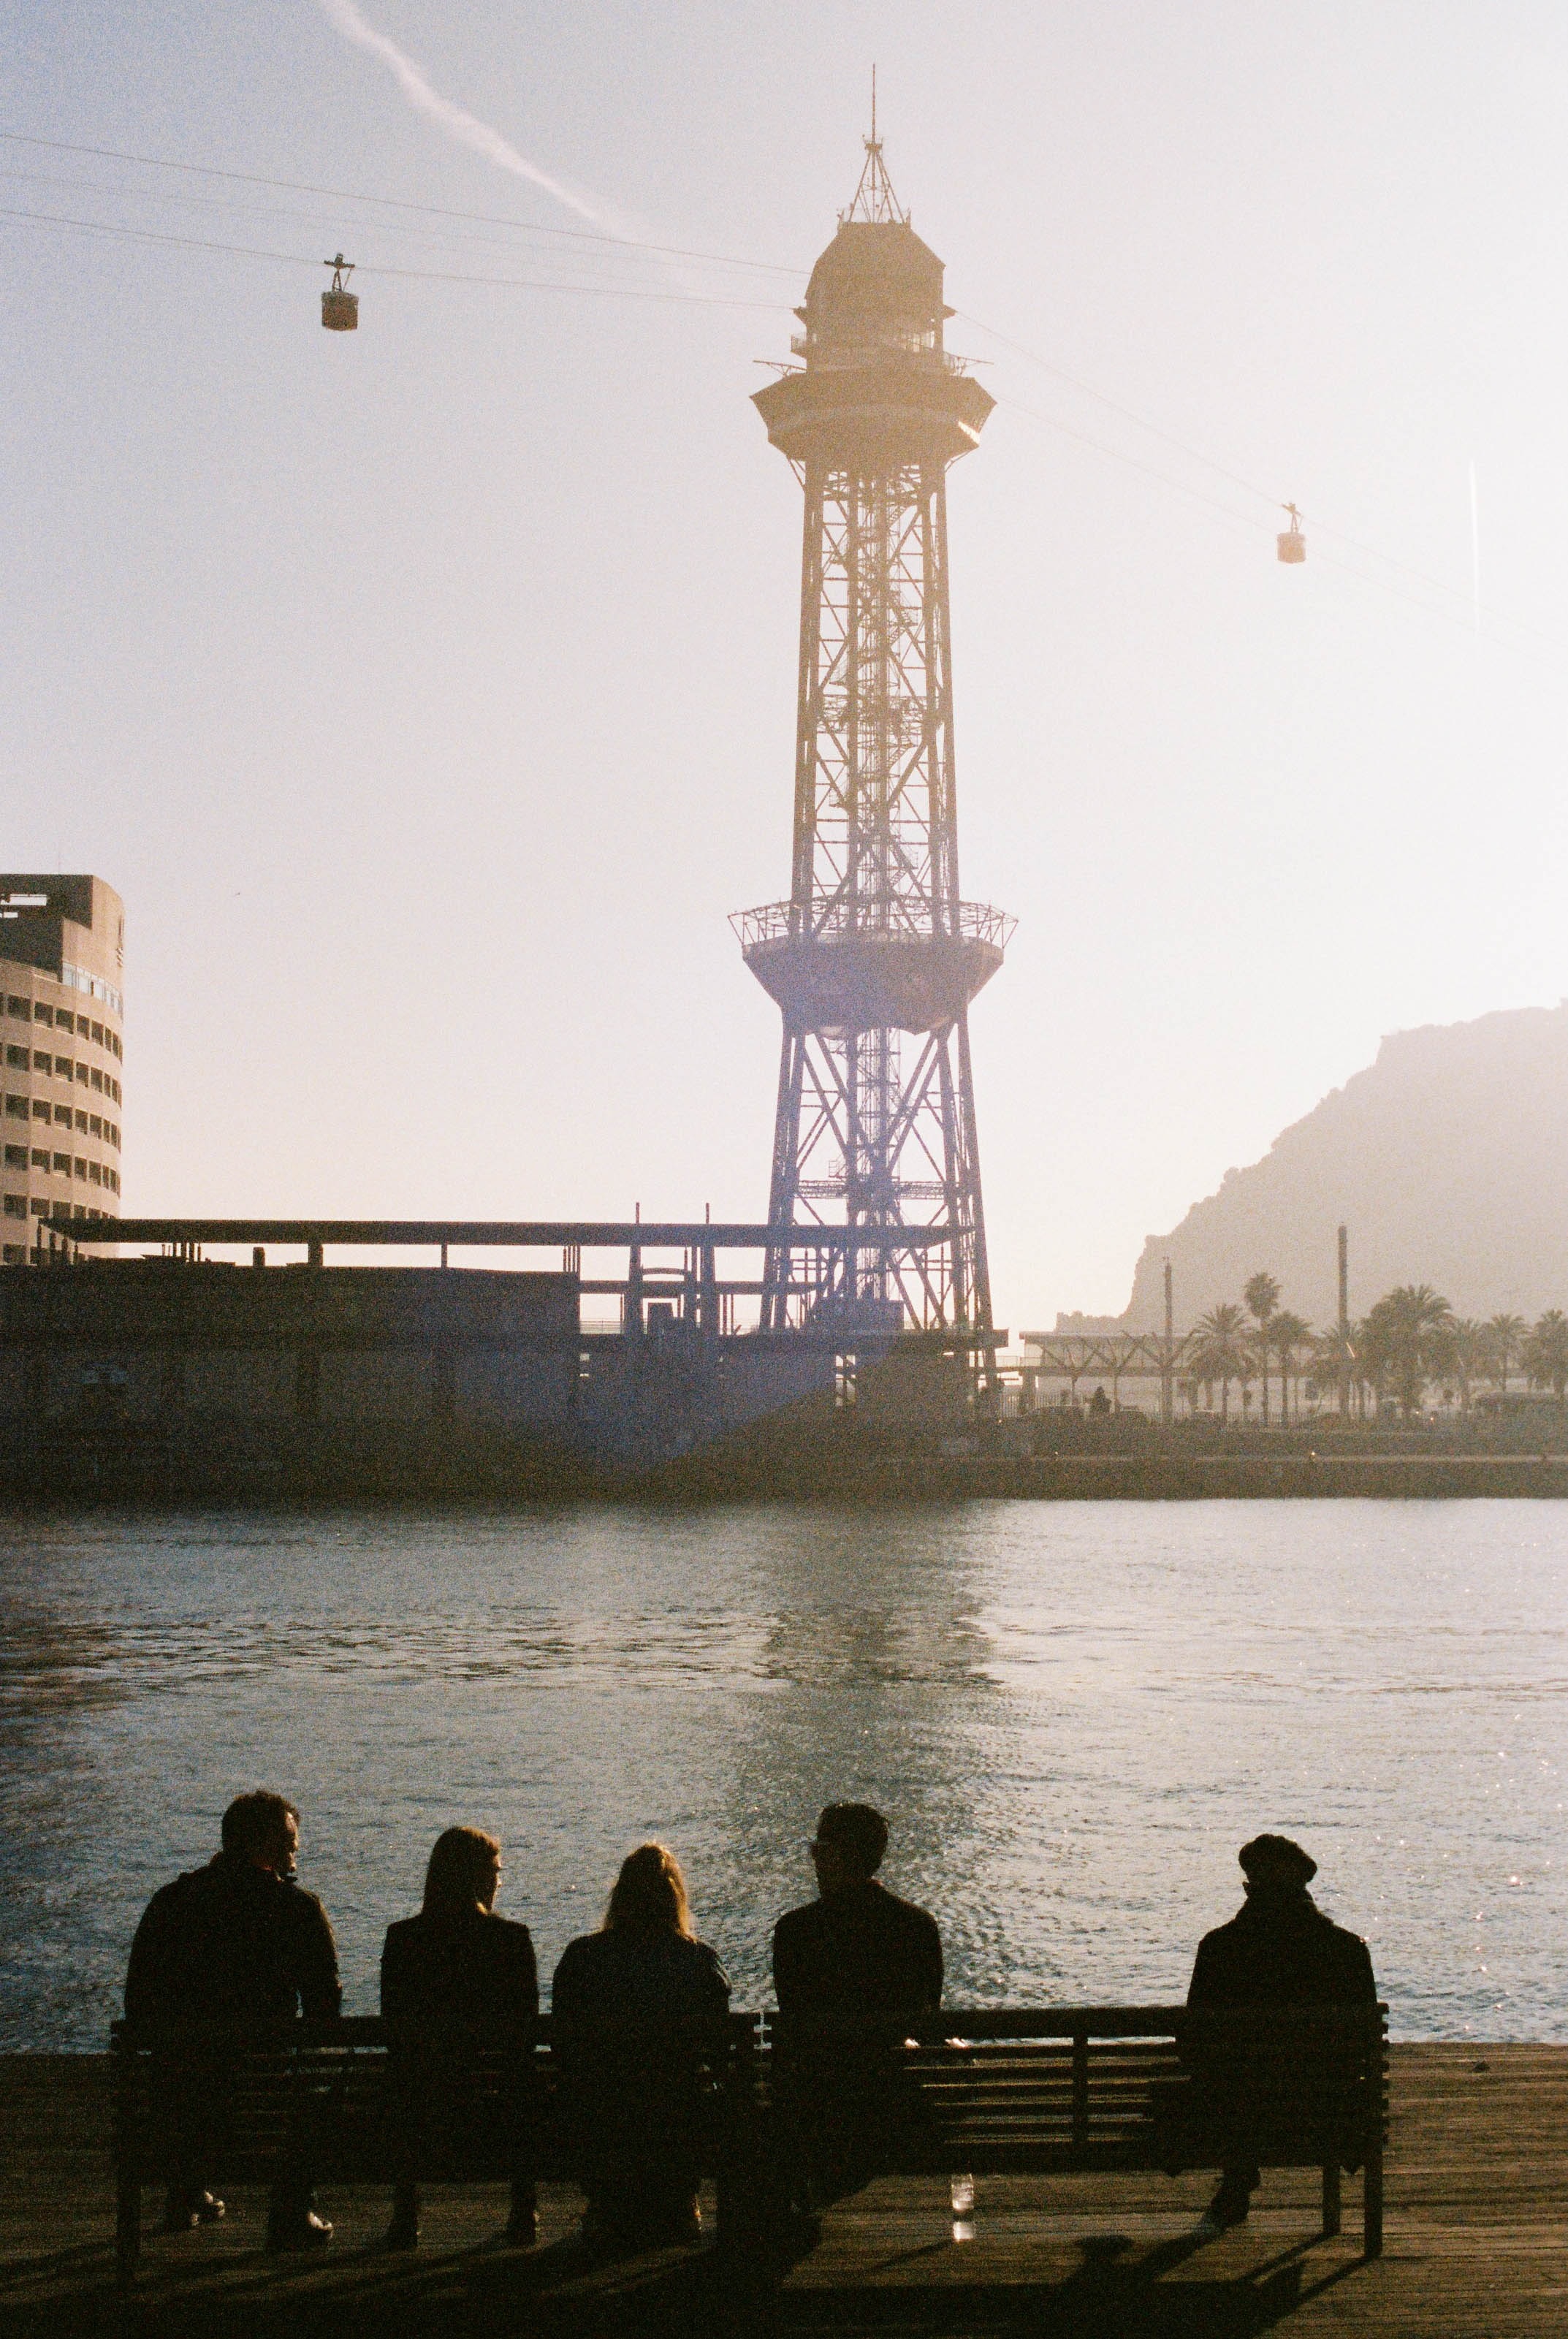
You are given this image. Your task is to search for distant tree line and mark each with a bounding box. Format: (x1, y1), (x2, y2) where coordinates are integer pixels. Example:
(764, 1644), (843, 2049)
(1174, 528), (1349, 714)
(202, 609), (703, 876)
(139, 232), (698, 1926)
(1184, 1275), (1568, 1420)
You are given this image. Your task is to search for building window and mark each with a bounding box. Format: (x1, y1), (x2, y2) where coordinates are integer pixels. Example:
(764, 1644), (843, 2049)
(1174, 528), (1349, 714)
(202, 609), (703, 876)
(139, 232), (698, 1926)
(3, 1145), (23, 1168)
(33, 1051), (51, 1073)
(28, 1198), (47, 1216)
(91, 1021), (103, 1045)
(75, 1159), (88, 1181)
(31, 1100), (47, 1121)
(75, 1109), (88, 1133)
(76, 1065), (88, 1086)
(55, 1058), (74, 1079)
(4, 1096), (26, 1119)
(75, 1015), (88, 1038)
(108, 1169), (119, 1194)
(33, 1003), (50, 1024)
(29, 1149), (46, 1168)
(110, 1076), (121, 1101)
(53, 1152), (69, 1174)
(108, 1124), (119, 1148)
(89, 1114), (101, 1137)
(2, 1195), (24, 1218)
(113, 1035), (122, 1060)
(53, 1104), (69, 1126)
(91, 1068), (103, 1092)
(88, 1161), (102, 1184)
(1, 1244), (22, 1264)
(4, 1046), (25, 1069)
(6, 997), (26, 1018)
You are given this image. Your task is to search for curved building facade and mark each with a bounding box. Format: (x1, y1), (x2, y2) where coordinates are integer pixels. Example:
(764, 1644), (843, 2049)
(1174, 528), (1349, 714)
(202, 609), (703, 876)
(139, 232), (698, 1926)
(1, 875), (125, 1261)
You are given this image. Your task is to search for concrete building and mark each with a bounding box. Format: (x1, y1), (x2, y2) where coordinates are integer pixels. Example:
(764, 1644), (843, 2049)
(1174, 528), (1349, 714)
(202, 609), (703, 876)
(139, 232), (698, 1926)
(0, 876), (125, 1262)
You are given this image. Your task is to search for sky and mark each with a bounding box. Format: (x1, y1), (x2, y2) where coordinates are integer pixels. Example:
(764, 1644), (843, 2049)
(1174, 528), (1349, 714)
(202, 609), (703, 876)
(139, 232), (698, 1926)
(4, 3), (1568, 1333)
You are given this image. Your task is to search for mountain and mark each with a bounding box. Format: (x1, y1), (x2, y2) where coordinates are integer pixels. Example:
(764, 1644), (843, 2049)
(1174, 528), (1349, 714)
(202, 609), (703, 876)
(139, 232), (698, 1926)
(1120, 1003), (1568, 1331)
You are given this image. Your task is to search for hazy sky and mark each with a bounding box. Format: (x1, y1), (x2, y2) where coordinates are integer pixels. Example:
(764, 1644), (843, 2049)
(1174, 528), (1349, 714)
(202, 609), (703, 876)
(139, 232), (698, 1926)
(5, 4), (1568, 1330)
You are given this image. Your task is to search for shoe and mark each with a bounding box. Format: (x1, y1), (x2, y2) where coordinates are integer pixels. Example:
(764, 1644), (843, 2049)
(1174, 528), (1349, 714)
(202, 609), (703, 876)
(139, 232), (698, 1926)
(267, 2211), (334, 2254)
(503, 2207), (538, 2248)
(161, 2189), (225, 2234)
(1197, 2185), (1252, 2236)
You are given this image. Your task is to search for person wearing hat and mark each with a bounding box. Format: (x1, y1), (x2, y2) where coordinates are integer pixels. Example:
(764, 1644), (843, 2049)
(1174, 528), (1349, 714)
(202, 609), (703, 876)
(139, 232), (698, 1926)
(1186, 1834), (1377, 2232)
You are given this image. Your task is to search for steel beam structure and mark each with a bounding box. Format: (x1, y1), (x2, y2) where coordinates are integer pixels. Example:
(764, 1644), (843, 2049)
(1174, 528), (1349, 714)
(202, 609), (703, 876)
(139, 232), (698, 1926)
(737, 133), (1011, 1372)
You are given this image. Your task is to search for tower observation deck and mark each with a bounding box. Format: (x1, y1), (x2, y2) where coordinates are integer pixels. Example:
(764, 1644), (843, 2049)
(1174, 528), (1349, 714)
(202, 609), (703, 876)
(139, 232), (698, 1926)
(734, 128), (1011, 1360)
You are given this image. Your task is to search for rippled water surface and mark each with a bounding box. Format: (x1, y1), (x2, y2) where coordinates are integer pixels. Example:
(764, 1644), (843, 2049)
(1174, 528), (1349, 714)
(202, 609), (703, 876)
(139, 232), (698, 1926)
(1, 1501), (1564, 2047)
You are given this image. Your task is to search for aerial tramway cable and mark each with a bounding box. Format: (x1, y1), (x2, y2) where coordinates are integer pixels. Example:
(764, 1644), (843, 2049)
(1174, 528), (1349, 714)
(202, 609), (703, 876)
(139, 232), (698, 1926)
(1, 126), (1557, 656)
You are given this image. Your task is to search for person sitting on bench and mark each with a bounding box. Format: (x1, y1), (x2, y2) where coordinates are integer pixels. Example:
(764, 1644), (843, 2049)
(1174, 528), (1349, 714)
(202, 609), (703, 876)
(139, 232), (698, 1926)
(552, 1843), (730, 2249)
(771, 1803), (942, 2210)
(380, 1826), (538, 2251)
(123, 1790), (340, 2251)
(1187, 1833), (1378, 2233)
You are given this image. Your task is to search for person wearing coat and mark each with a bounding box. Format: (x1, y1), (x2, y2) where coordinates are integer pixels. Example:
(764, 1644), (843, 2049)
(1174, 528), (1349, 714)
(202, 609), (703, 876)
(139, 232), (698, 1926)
(1186, 1833), (1378, 2232)
(379, 1827), (538, 2249)
(551, 1843), (729, 2248)
(124, 1790), (340, 2250)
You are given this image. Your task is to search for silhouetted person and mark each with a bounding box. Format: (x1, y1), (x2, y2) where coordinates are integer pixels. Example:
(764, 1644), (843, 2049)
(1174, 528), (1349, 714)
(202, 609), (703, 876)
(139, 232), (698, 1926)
(1187, 1833), (1377, 2231)
(773, 1803), (942, 2017)
(772, 1804), (942, 2210)
(124, 1791), (340, 2250)
(552, 1844), (729, 2248)
(380, 1826), (538, 2250)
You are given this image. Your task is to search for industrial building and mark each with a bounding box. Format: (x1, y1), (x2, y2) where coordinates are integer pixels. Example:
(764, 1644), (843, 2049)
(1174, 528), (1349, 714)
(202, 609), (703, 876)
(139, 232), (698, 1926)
(1, 875), (124, 1262)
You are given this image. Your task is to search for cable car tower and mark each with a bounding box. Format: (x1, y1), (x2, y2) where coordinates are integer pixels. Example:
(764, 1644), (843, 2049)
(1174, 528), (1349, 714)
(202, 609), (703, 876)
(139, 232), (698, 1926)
(734, 121), (1012, 1366)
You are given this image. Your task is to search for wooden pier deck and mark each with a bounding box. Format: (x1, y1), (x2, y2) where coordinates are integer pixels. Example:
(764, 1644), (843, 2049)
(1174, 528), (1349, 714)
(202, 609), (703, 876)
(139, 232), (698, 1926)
(1, 2043), (1564, 2334)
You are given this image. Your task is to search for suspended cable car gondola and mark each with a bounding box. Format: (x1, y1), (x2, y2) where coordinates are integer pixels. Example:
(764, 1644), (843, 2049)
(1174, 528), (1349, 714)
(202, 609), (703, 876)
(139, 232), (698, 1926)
(1277, 502), (1305, 563)
(321, 254), (358, 331)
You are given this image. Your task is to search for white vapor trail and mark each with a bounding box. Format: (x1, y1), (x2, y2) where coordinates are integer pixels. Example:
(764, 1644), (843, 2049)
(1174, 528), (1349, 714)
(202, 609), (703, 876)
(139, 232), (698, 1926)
(313, 0), (617, 233)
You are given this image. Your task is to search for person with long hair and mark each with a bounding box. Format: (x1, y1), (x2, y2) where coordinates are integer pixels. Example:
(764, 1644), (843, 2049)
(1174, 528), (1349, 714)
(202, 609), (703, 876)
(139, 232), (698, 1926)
(551, 1844), (729, 2248)
(380, 1826), (538, 2251)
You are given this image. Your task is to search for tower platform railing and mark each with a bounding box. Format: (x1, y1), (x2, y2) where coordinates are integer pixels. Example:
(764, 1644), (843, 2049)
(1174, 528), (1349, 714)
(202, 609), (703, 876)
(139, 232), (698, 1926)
(731, 899), (1015, 951)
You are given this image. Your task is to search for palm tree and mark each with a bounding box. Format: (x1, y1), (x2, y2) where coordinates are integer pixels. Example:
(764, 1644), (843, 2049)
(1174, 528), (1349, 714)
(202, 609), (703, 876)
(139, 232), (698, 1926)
(1524, 1309), (1568, 1404)
(1270, 1311), (1312, 1428)
(1484, 1312), (1527, 1396)
(1244, 1272), (1281, 1426)
(1363, 1285), (1453, 1419)
(1193, 1303), (1249, 1423)
(1444, 1319), (1485, 1414)
(1309, 1324), (1357, 1416)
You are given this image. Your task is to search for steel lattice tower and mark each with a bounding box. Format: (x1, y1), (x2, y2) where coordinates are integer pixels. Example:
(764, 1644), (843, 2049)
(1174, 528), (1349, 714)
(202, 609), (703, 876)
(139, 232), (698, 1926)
(734, 129), (1011, 1355)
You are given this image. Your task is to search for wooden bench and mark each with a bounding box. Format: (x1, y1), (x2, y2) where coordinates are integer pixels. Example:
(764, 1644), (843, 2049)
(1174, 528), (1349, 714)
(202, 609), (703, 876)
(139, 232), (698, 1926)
(109, 2011), (761, 2282)
(761, 2004), (1388, 2258)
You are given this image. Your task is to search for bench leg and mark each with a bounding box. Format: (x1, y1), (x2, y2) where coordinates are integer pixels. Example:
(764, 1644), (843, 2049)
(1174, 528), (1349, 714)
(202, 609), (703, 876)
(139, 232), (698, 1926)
(115, 2172), (141, 2285)
(387, 2177), (420, 2247)
(1321, 2161), (1341, 2237)
(1363, 2139), (1384, 2259)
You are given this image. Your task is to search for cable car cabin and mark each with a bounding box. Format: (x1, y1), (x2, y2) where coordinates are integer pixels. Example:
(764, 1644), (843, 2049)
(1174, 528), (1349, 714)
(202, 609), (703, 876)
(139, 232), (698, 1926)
(1277, 503), (1306, 563)
(321, 254), (358, 332)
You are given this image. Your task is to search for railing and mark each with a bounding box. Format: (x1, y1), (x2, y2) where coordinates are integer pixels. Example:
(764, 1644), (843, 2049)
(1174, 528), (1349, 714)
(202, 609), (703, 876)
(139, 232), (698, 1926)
(788, 332), (971, 378)
(731, 899), (1015, 952)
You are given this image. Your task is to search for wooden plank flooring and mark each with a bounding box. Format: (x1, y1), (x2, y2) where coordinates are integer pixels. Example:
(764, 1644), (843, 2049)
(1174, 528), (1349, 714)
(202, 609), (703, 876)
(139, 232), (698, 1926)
(1, 2044), (1564, 2333)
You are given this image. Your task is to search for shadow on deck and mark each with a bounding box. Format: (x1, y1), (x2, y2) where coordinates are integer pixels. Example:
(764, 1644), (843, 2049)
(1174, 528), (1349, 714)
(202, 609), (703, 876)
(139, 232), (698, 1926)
(4, 2045), (1567, 2335)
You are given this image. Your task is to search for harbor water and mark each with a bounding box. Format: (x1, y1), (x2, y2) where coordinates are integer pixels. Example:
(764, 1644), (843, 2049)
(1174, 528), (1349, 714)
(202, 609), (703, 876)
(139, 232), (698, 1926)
(1, 1499), (1563, 2048)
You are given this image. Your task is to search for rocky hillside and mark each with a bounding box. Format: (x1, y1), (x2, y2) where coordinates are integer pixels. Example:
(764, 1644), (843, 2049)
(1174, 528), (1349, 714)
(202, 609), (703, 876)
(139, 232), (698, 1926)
(1121, 1003), (1568, 1331)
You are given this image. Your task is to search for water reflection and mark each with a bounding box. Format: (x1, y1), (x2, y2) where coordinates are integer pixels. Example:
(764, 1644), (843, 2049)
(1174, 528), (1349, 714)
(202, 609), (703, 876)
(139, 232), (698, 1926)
(0, 1500), (1564, 2047)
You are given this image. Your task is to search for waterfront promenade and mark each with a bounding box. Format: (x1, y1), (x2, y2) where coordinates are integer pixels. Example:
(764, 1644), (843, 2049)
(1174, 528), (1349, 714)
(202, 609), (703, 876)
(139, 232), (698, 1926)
(2, 2045), (1564, 2334)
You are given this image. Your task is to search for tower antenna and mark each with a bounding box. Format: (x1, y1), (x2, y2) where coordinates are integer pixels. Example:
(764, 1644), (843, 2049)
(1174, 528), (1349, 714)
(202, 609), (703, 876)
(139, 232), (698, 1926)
(845, 65), (907, 224)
